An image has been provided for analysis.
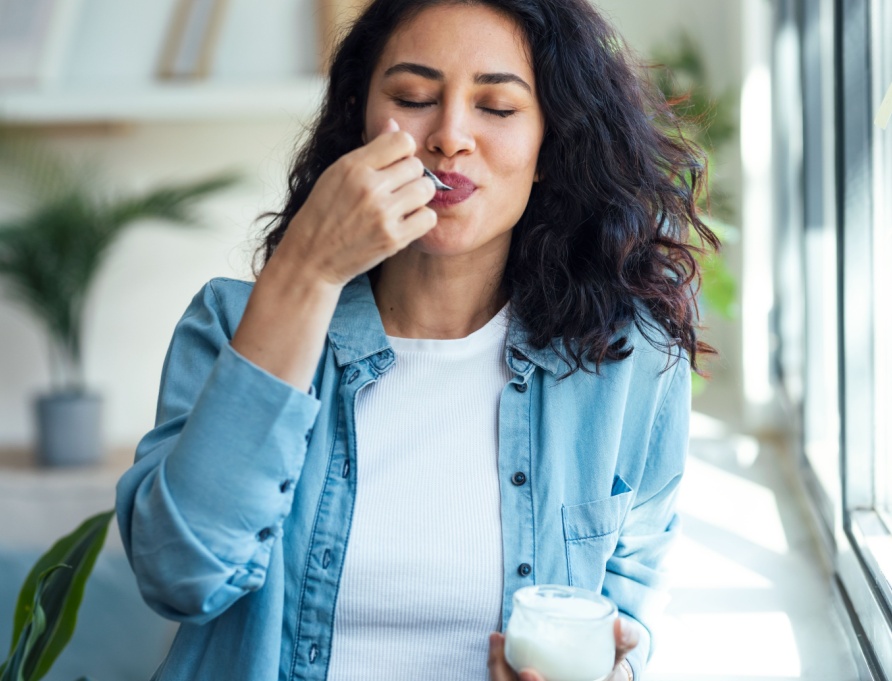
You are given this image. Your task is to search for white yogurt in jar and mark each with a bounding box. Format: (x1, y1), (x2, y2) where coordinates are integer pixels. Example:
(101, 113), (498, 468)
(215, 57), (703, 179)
(504, 585), (616, 681)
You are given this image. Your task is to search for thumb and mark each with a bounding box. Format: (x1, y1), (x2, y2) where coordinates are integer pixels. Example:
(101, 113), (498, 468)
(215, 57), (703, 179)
(363, 117), (400, 145)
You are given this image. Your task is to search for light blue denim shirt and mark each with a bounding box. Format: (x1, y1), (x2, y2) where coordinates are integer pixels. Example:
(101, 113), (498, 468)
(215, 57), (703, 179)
(116, 274), (690, 681)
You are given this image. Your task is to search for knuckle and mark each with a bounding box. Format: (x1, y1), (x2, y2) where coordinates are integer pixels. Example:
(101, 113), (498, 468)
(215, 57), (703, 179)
(380, 226), (400, 251)
(371, 202), (391, 227)
(343, 158), (364, 184)
(397, 131), (416, 153)
(356, 180), (375, 201)
(416, 179), (436, 202)
(423, 176), (437, 198)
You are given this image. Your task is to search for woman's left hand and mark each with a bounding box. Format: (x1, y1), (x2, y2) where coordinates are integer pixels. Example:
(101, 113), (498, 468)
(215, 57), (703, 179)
(488, 617), (639, 681)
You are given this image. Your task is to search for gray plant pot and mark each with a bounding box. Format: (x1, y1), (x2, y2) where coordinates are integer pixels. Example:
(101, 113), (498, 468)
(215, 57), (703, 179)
(34, 392), (103, 467)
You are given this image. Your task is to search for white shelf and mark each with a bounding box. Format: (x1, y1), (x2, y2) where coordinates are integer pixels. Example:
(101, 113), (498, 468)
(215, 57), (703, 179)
(0, 77), (327, 125)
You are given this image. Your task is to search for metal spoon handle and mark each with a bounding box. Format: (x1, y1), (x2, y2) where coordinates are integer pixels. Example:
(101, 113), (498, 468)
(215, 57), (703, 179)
(423, 167), (453, 191)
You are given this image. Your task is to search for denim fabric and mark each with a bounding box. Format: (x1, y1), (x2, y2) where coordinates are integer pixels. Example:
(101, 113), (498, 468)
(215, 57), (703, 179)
(116, 275), (690, 681)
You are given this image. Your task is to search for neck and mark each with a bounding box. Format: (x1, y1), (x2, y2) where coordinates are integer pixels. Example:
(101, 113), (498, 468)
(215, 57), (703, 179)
(372, 241), (509, 340)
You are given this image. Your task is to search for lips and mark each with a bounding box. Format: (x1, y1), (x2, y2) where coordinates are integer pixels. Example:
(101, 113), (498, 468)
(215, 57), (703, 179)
(429, 171), (477, 207)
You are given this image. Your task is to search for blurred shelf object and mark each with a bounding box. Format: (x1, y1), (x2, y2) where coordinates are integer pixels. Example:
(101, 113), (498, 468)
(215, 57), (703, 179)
(158, 0), (229, 80)
(0, 77), (326, 125)
(0, 0), (323, 125)
(0, 0), (82, 87)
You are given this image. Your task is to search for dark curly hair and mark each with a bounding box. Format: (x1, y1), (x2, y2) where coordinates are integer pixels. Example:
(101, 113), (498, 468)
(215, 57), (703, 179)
(254, 0), (719, 376)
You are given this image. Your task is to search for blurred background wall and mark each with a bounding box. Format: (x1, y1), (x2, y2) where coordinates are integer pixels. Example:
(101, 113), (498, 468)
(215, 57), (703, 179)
(0, 0), (750, 454)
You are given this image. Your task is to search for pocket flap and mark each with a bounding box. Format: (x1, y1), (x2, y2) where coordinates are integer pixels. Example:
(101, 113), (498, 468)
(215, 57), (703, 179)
(562, 475), (634, 540)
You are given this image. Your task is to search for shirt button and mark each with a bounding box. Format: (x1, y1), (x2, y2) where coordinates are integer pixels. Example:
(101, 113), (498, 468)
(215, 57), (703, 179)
(518, 562), (532, 577)
(515, 382), (528, 393)
(308, 643), (318, 663)
(279, 479), (294, 493)
(511, 471), (527, 486)
(257, 527), (273, 542)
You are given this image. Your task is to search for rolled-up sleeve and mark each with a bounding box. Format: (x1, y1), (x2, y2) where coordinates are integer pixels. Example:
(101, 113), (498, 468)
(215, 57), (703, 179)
(603, 356), (690, 678)
(115, 280), (321, 624)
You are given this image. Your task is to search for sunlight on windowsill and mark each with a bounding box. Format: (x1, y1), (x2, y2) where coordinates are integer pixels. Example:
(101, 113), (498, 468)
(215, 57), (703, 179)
(645, 412), (857, 681)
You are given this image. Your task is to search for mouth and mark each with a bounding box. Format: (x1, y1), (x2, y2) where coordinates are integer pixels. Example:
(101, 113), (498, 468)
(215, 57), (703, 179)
(429, 171), (477, 207)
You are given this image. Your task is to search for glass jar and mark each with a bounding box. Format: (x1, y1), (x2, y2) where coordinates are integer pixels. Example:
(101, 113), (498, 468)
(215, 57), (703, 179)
(504, 585), (617, 681)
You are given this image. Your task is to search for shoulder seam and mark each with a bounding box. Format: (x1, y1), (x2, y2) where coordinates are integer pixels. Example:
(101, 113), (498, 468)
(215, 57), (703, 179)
(206, 279), (232, 339)
(652, 353), (690, 424)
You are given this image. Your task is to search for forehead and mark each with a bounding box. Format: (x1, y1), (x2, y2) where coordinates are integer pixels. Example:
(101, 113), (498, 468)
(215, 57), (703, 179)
(376, 3), (534, 77)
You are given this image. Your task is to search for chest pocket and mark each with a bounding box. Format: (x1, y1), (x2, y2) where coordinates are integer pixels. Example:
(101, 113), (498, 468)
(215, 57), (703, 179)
(561, 475), (634, 592)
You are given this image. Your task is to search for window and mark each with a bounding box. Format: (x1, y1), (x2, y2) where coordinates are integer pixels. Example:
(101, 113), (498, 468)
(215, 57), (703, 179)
(776, 0), (892, 675)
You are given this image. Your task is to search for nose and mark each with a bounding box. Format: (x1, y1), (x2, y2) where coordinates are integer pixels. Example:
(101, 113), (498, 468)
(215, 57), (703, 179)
(425, 102), (476, 158)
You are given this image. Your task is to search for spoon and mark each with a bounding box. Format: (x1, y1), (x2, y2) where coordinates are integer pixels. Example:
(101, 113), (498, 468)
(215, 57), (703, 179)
(423, 167), (453, 191)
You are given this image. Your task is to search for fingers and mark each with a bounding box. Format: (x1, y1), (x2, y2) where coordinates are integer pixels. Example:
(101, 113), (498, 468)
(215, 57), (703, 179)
(488, 632), (513, 681)
(613, 617), (640, 666)
(358, 118), (417, 170)
(390, 173), (437, 217)
(379, 155), (426, 194)
(487, 632), (546, 681)
(399, 205), (438, 240)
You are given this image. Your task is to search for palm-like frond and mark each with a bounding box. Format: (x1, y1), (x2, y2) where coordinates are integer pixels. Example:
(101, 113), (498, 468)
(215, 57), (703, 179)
(107, 173), (241, 227)
(0, 135), (240, 391)
(0, 134), (99, 213)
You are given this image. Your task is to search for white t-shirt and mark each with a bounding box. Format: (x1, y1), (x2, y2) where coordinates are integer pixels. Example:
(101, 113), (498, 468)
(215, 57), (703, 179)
(328, 305), (513, 680)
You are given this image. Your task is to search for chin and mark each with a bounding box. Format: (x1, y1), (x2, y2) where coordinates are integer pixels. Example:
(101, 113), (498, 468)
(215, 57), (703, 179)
(410, 222), (483, 256)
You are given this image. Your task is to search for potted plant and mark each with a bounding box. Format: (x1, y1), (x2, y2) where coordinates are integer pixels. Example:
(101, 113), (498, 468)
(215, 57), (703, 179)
(0, 135), (238, 466)
(650, 32), (740, 394)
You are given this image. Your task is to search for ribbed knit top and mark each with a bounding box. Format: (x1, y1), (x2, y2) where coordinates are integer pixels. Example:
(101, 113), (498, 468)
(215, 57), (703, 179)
(327, 305), (513, 681)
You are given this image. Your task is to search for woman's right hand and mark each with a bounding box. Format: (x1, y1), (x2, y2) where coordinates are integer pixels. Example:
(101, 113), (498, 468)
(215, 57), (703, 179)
(270, 118), (438, 287)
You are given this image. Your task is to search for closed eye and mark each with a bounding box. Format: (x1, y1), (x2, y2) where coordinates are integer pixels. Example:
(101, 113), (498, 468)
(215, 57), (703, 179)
(394, 99), (516, 118)
(395, 99), (434, 109)
(481, 107), (516, 118)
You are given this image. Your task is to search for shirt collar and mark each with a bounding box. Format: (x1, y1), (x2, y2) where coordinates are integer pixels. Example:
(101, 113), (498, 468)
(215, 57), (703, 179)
(326, 274), (566, 376)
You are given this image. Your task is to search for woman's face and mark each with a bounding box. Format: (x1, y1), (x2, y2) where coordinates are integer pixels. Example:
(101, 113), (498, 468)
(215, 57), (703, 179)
(365, 3), (545, 259)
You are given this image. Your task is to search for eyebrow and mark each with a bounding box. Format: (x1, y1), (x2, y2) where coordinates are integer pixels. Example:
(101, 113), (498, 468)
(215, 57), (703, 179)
(382, 62), (532, 94)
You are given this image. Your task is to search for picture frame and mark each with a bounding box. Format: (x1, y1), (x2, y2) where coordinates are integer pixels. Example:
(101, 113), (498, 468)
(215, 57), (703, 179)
(157, 0), (229, 80)
(0, 0), (60, 87)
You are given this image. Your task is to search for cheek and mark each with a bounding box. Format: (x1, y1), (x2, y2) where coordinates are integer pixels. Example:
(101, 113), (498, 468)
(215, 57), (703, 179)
(485, 125), (542, 181)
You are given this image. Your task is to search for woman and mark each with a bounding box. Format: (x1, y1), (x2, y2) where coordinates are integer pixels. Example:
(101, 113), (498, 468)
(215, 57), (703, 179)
(116, 0), (716, 679)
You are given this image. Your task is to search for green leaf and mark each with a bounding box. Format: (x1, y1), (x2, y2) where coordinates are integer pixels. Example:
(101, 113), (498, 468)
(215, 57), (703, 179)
(1, 565), (68, 681)
(5, 511), (114, 681)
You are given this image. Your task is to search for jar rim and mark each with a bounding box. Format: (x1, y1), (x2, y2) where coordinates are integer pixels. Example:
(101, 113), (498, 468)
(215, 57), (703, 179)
(512, 584), (617, 621)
